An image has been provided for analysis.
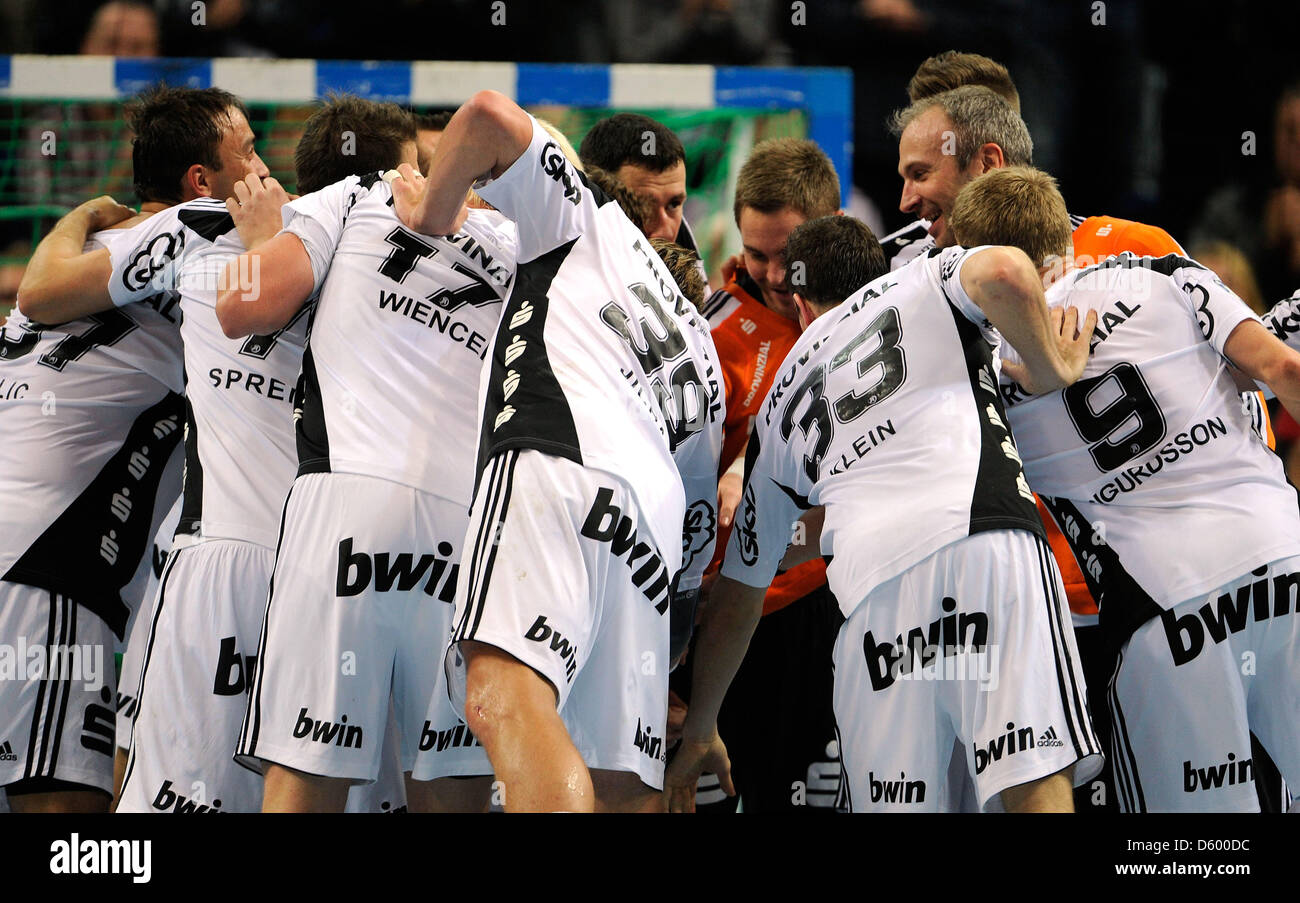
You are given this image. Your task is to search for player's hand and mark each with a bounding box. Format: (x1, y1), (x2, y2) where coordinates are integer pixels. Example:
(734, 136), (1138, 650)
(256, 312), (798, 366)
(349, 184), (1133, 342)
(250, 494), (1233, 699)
(666, 690), (688, 745)
(1002, 305), (1097, 394)
(720, 254), (744, 286)
(227, 173), (290, 250)
(664, 731), (734, 813)
(388, 163), (427, 230)
(79, 195), (134, 230)
(717, 469), (743, 528)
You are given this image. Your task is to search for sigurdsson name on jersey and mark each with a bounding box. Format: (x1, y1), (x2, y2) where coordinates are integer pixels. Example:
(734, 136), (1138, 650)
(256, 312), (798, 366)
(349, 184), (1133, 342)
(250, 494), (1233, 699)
(1002, 253), (1300, 611)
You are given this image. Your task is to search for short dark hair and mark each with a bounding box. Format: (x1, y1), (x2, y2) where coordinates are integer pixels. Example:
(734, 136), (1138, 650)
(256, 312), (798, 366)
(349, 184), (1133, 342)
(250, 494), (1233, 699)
(415, 110), (453, 132)
(733, 138), (840, 224)
(784, 216), (887, 309)
(295, 95), (417, 195)
(127, 84), (247, 204)
(578, 113), (685, 174)
(907, 51), (1020, 112)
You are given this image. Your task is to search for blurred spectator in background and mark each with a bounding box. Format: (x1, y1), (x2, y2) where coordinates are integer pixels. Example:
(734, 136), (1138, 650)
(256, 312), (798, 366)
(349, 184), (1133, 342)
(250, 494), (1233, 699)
(1192, 84), (1300, 305)
(80, 0), (159, 56)
(606, 0), (784, 65)
(1190, 240), (1266, 315)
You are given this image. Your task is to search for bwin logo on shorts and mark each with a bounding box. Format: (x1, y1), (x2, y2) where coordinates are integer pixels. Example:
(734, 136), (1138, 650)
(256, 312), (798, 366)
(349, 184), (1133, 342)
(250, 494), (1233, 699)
(973, 721), (1035, 775)
(579, 487), (673, 614)
(524, 615), (578, 683)
(1161, 567), (1299, 666)
(633, 718), (665, 763)
(293, 707), (363, 749)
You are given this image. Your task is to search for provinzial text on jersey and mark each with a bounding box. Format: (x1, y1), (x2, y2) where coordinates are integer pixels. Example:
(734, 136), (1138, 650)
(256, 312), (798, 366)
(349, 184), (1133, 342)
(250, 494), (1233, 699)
(377, 291), (492, 360)
(1090, 416), (1228, 504)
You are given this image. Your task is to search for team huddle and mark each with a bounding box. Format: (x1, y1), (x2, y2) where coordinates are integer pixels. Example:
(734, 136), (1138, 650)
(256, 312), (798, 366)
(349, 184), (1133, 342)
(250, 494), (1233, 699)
(2, 50), (1298, 814)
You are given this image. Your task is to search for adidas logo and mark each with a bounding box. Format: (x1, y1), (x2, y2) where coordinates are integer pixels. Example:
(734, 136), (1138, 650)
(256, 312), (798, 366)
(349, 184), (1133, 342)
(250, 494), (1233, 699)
(0, 740), (16, 761)
(1037, 727), (1064, 748)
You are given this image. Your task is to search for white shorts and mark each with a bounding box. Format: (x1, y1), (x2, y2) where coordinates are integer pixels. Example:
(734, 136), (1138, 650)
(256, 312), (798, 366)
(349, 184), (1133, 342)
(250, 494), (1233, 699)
(0, 581), (118, 794)
(117, 496), (181, 751)
(237, 472), (469, 783)
(117, 540), (272, 813)
(1110, 556), (1300, 812)
(447, 450), (672, 790)
(833, 529), (1103, 812)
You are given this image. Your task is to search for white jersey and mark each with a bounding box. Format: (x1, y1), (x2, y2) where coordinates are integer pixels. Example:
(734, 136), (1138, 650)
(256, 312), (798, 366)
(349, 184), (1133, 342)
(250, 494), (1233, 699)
(476, 115), (724, 580)
(169, 198), (310, 549)
(720, 246), (1043, 613)
(284, 173), (516, 508)
(0, 226), (185, 638)
(1262, 288), (1300, 351)
(1000, 253), (1300, 633)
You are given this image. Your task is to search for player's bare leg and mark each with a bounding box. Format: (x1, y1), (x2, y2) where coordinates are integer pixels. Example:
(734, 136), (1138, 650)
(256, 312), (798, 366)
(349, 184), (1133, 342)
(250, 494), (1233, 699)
(262, 763), (351, 812)
(8, 788), (111, 813)
(405, 773), (494, 813)
(462, 641), (593, 812)
(592, 769), (662, 813)
(999, 765), (1075, 813)
(111, 748), (128, 810)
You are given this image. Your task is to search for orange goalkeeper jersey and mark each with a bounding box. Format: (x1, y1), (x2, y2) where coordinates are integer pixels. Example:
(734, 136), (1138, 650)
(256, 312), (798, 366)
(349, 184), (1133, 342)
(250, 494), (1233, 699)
(702, 271), (827, 616)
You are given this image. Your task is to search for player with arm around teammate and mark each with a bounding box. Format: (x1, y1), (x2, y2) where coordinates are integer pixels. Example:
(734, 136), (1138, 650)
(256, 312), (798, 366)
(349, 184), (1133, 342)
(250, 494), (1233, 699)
(668, 214), (1103, 813)
(950, 167), (1300, 812)
(390, 90), (722, 812)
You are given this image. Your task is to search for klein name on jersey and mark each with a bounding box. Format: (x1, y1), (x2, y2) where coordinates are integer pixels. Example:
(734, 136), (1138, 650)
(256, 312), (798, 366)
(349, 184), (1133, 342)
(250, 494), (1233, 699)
(377, 290), (492, 360)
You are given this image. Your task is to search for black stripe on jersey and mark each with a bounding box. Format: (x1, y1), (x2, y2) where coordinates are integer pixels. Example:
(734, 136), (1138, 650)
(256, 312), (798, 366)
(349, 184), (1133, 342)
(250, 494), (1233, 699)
(1033, 535), (1098, 764)
(476, 240), (583, 487)
(177, 204), (237, 243)
(943, 302), (1045, 540)
(1074, 251), (1206, 281)
(1068, 213), (1086, 231)
(1036, 495), (1163, 663)
(700, 288), (733, 321)
(3, 391), (184, 639)
(177, 398), (205, 540)
(118, 545), (182, 797)
(295, 343), (332, 476)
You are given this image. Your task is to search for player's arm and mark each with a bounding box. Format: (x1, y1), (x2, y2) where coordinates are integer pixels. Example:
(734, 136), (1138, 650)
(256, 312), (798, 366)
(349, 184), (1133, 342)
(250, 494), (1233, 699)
(1224, 320), (1300, 423)
(670, 370), (725, 665)
(665, 434), (798, 813)
(215, 232), (314, 338)
(778, 506), (825, 570)
(392, 90), (533, 237)
(958, 246), (1097, 394)
(16, 196), (135, 323)
(216, 175), (332, 339)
